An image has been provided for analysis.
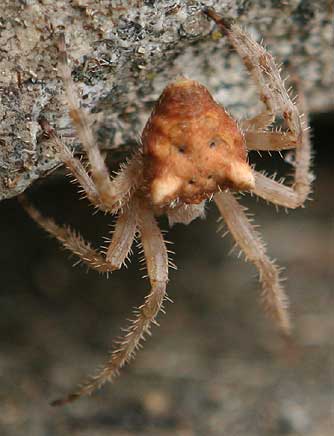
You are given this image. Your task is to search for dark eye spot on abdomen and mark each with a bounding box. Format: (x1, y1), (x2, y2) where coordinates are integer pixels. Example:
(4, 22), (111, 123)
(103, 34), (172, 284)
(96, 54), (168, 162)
(177, 145), (186, 153)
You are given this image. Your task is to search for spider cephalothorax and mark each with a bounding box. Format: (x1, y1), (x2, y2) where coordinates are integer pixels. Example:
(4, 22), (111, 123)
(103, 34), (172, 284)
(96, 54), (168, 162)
(143, 78), (254, 206)
(20, 8), (312, 406)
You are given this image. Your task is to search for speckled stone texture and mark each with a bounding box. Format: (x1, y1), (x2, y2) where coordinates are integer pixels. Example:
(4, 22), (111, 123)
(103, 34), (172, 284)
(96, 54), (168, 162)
(0, 0), (333, 200)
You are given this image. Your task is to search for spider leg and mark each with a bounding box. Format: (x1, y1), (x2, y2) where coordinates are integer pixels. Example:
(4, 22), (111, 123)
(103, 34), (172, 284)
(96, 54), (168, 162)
(105, 202), (137, 269)
(240, 110), (274, 130)
(39, 117), (103, 209)
(19, 195), (137, 273)
(167, 201), (206, 226)
(204, 9), (312, 208)
(39, 117), (142, 214)
(214, 191), (291, 336)
(57, 34), (142, 212)
(51, 200), (169, 406)
(245, 130), (297, 151)
(251, 92), (312, 208)
(204, 8), (301, 135)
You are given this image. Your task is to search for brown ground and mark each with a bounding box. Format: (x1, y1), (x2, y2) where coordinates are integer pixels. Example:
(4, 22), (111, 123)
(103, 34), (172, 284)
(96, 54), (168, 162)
(0, 115), (333, 436)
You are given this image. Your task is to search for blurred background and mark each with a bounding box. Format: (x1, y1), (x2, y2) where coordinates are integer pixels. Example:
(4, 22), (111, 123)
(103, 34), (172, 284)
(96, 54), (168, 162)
(0, 111), (333, 435)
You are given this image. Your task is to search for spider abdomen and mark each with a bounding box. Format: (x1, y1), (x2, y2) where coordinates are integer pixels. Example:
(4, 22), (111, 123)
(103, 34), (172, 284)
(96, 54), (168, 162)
(142, 78), (254, 206)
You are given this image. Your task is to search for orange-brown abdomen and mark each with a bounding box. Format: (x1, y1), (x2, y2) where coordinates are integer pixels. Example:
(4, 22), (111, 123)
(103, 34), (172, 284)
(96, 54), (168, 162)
(142, 79), (254, 206)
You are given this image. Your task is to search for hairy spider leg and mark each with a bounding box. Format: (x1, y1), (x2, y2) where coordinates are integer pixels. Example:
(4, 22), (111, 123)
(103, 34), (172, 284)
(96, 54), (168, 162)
(215, 191), (290, 335)
(204, 9), (312, 208)
(57, 33), (141, 213)
(252, 93), (312, 208)
(19, 195), (137, 273)
(240, 110), (275, 130)
(52, 199), (169, 406)
(105, 202), (137, 268)
(38, 117), (104, 211)
(245, 130), (298, 151)
(204, 9), (300, 132)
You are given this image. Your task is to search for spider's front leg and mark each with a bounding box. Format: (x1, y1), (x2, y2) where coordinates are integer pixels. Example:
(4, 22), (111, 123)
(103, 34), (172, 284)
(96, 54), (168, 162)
(51, 199), (169, 406)
(57, 33), (142, 213)
(40, 116), (142, 213)
(38, 116), (103, 211)
(204, 9), (313, 209)
(215, 191), (290, 336)
(204, 8), (300, 132)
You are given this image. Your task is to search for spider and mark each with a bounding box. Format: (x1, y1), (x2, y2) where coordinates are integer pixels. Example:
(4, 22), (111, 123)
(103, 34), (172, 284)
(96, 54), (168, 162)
(20, 8), (312, 406)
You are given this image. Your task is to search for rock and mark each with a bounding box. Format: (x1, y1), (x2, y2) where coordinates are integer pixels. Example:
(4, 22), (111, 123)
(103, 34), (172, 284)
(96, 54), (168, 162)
(0, 0), (333, 200)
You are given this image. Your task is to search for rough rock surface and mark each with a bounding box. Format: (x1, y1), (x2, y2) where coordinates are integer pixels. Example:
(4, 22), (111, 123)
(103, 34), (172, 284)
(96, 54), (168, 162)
(0, 0), (333, 199)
